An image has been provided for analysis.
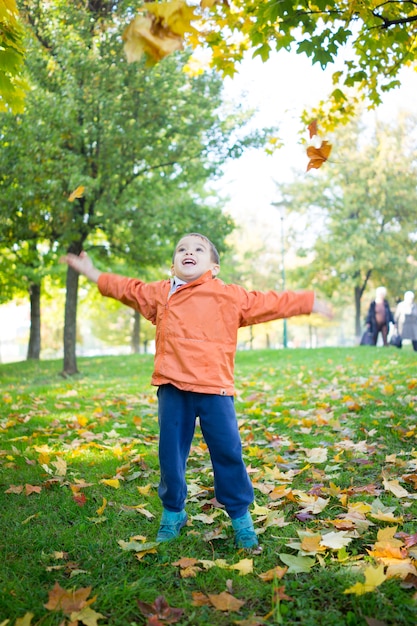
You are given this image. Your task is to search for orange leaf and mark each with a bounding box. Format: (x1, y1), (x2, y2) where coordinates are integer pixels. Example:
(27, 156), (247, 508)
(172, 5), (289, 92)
(306, 140), (332, 171)
(73, 493), (87, 506)
(307, 119), (318, 138)
(207, 591), (245, 611)
(68, 185), (85, 202)
(44, 582), (94, 614)
(258, 566), (288, 581)
(25, 484), (42, 496)
(5, 484), (24, 494)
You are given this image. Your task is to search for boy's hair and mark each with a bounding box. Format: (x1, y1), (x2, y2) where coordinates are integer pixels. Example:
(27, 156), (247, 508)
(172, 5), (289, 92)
(173, 233), (220, 265)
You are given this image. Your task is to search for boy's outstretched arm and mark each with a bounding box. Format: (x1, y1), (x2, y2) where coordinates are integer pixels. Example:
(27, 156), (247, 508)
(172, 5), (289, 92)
(312, 297), (333, 319)
(60, 251), (102, 284)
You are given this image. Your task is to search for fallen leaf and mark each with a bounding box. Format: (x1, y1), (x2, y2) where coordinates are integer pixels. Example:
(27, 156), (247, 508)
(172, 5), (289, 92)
(136, 595), (184, 623)
(258, 566), (288, 581)
(278, 554), (315, 574)
(344, 563), (386, 595)
(229, 558), (253, 575)
(44, 582), (95, 614)
(207, 591), (245, 611)
(25, 484), (42, 496)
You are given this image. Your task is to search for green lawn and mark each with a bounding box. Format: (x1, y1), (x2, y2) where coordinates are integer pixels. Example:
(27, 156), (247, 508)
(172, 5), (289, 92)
(0, 347), (416, 625)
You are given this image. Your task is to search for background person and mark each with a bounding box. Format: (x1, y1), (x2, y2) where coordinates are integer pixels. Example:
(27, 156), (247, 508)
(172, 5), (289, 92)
(394, 291), (417, 351)
(365, 286), (394, 346)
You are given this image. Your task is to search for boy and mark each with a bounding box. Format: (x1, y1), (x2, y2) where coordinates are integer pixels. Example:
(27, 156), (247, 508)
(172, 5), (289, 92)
(61, 232), (332, 550)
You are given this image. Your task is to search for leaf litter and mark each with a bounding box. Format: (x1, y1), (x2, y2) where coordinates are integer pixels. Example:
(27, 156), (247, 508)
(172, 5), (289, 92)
(1, 351), (417, 623)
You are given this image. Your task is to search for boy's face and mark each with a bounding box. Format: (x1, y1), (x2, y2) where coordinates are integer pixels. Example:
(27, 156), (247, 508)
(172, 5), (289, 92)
(171, 235), (220, 283)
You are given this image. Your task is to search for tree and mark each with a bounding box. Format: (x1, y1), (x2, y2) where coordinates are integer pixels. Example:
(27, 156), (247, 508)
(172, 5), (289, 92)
(5, 0), (417, 127)
(276, 113), (417, 338)
(0, 0), (27, 113)
(1, 0), (267, 372)
(120, 0), (417, 128)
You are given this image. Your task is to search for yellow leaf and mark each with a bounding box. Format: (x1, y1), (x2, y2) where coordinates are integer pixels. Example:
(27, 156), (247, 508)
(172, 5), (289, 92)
(302, 447), (328, 464)
(51, 458), (67, 476)
(68, 185), (85, 202)
(96, 497), (107, 516)
(251, 502), (270, 516)
(382, 477), (409, 498)
(70, 606), (105, 626)
(100, 479), (120, 489)
(123, 14), (182, 65)
(137, 484), (152, 495)
(320, 531), (353, 550)
(344, 563), (386, 595)
(15, 613), (34, 626)
(376, 526), (399, 542)
(229, 558), (253, 575)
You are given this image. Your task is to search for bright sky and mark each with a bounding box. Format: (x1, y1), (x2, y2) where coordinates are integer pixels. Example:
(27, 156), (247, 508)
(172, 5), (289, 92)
(217, 49), (417, 240)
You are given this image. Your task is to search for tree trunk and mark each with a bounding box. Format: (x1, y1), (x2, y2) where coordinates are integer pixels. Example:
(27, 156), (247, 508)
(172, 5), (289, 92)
(354, 285), (362, 338)
(131, 310), (140, 353)
(62, 242), (83, 375)
(354, 270), (373, 339)
(27, 282), (41, 360)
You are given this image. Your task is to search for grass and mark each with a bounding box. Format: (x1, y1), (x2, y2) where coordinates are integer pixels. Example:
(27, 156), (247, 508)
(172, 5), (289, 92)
(0, 347), (416, 625)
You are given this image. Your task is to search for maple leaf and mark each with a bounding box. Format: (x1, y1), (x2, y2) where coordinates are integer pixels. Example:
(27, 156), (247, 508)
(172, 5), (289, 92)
(70, 605), (105, 626)
(320, 531), (353, 550)
(100, 478), (120, 489)
(13, 613), (34, 626)
(307, 119), (318, 138)
(25, 484), (41, 496)
(302, 447), (328, 463)
(123, 1), (198, 65)
(73, 492), (87, 506)
(382, 476), (409, 498)
(5, 484), (23, 494)
(136, 595), (184, 623)
(278, 554), (315, 574)
(68, 185), (85, 202)
(258, 566), (288, 582)
(344, 563), (387, 595)
(96, 497), (107, 516)
(273, 585), (294, 602)
(207, 591), (245, 611)
(306, 140), (332, 171)
(44, 582), (95, 614)
(229, 558), (253, 575)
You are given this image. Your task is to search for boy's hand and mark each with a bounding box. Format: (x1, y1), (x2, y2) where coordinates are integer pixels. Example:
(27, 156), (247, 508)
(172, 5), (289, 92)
(312, 297), (333, 319)
(60, 251), (101, 284)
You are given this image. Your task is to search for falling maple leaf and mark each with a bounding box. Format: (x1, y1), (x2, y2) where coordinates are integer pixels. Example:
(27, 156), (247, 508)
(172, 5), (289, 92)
(68, 185), (85, 202)
(306, 140), (332, 171)
(307, 119), (318, 138)
(123, 0), (198, 65)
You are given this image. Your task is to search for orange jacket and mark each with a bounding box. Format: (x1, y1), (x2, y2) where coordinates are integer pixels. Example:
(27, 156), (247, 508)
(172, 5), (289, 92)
(98, 270), (315, 395)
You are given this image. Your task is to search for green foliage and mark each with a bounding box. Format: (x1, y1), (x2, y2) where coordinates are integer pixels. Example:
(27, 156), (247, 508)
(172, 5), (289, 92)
(276, 112), (417, 334)
(201, 0), (417, 123)
(0, 0), (28, 113)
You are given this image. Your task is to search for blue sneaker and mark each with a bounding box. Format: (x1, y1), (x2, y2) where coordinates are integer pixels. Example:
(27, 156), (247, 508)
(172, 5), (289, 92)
(156, 509), (188, 542)
(232, 512), (259, 550)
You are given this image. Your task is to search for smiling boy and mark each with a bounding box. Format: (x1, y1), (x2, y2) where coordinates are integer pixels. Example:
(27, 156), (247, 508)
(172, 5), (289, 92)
(61, 232), (331, 550)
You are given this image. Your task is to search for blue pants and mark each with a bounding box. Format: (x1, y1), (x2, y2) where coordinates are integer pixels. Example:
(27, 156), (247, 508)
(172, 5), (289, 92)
(157, 384), (254, 519)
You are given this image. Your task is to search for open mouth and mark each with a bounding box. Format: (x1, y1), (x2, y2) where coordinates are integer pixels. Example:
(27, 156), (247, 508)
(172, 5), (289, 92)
(183, 258), (196, 266)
